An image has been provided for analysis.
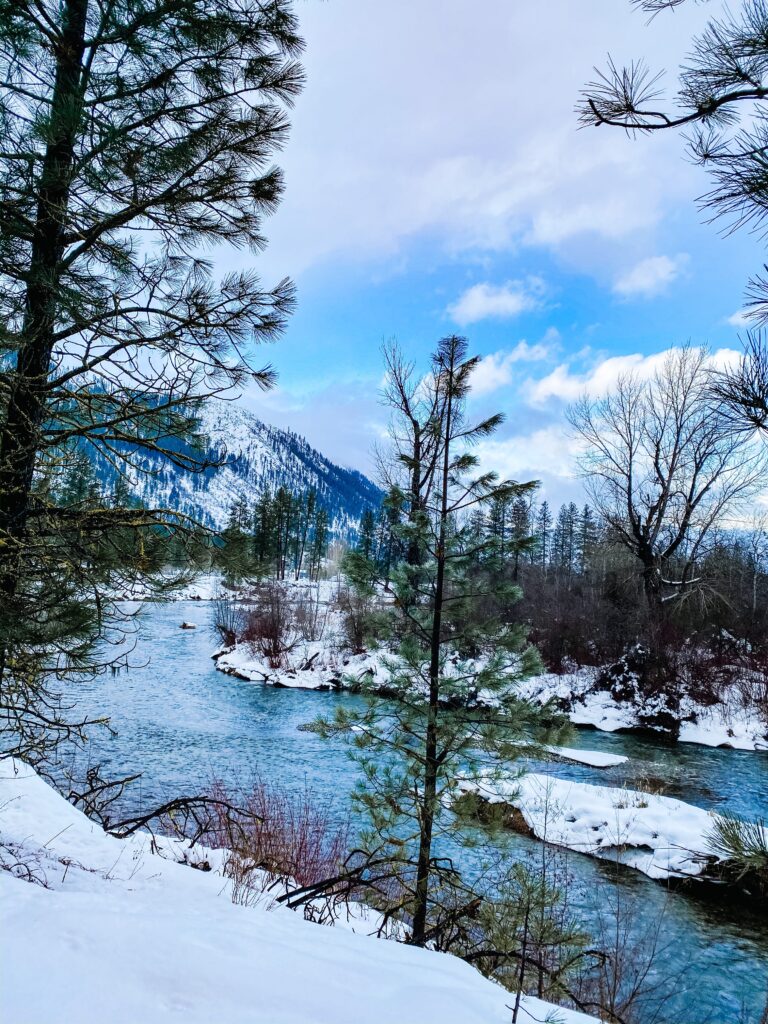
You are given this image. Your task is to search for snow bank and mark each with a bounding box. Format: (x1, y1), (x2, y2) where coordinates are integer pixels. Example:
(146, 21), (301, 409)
(521, 670), (768, 752)
(462, 772), (753, 881)
(0, 760), (598, 1024)
(213, 580), (528, 701)
(546, 746), (629, 769)
(216, 638), (385, 691)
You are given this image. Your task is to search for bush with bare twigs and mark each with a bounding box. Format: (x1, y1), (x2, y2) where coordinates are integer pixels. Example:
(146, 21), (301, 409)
(240, 584), (299, 668)
(205, 778), (350, 912)
(294, 587), (330, 643)
(212, 595), (247, 647)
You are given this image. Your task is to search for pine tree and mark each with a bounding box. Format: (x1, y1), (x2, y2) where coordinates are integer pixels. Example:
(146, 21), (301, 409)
(380, 342), (446, 569)
(218, 501), (253, 582)
(373, 486), (404, 584)
(580, 0), (768, 323)
(577, 504), (597, 576)
(293, 488), (316, 580)
(312, 336), (565, 947)
(253, 491), (276, 571)
(487, 493), (513, 558)
(273, 486), (293, 580)
(309, 507), (329, 582)
(535, 501), (553, 571)
(357, 508), (376, 561)
(509, 495), (533, 580)
(0, 1), (303, 761)
(552, 503), (579, 579)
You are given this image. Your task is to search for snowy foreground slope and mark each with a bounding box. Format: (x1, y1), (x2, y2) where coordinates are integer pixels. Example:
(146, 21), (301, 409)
(0, 761), (598, 1024)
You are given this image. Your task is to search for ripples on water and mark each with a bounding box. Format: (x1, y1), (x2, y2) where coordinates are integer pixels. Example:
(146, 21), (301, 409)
(63, 601), (768, 1024)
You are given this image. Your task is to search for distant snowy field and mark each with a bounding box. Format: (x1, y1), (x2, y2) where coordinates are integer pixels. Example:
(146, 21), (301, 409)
(0, 760), (598, 1024)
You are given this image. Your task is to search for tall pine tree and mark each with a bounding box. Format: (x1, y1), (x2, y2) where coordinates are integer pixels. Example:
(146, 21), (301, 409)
(312, 337), (566, 947)
(0, 1), (303, 760)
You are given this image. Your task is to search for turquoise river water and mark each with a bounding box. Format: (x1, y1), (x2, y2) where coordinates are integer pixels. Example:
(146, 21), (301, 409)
(63, 601), (768, 1024)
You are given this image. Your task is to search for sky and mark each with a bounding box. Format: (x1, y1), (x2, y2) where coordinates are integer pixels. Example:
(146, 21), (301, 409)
(230, 0), (759, 506)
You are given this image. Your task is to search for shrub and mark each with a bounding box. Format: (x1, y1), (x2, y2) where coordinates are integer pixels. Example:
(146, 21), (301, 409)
(207, 777), (350, 892)
(240, 584), (298, 668)
(212, 595), (246, 647)
(294, 586), (329, 643)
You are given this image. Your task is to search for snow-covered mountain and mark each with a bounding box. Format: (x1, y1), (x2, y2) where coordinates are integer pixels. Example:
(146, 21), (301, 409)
(92, 400), (382, 534)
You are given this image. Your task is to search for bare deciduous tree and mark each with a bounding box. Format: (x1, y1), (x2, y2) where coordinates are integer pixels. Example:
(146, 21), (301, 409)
(568, 346), (763, 614)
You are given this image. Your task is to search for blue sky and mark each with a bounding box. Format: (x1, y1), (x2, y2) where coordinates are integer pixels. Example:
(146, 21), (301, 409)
(231, 0), (760, 505)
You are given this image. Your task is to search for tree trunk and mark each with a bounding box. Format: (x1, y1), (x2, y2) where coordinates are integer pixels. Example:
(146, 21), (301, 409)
(411, 373), (453, 945)
(0, 0), (89, 595)
(406, 428), (422, 567)
(642, 560), (665, 617)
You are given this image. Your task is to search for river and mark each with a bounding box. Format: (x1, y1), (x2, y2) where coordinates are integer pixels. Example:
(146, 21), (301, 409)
(64, 600), (768, 1024)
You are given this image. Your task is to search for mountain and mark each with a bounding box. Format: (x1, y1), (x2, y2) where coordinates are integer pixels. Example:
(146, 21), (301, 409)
(91, 400), (382, 535)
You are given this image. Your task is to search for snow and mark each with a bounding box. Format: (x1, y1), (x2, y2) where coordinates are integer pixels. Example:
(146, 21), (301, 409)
(111, 571), (222, 602)
(460, 772), (766, 882)
(216, 638), (385, 690)
(520, 669), (768, 752)
(546, 746), (629, 768)
(97, 398), (380, 534)
(0, 760), (599, 1024)
(677, 705), (768, 750)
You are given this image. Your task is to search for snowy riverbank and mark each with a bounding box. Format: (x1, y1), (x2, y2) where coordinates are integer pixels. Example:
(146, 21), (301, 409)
(0, 759), (599, 1024)
(518, 669), (768, 752)
(460, 772), (767, 887)
(116, 572), (764, 752)
(217, 634), (768, 752)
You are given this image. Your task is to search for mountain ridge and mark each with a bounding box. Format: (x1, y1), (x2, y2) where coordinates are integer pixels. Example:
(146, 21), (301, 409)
(90, 399), (382, 535)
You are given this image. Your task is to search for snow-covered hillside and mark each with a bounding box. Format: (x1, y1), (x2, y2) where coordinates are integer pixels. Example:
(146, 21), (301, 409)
(91, 399), (382, 534)
(0, 760), (599, 1024)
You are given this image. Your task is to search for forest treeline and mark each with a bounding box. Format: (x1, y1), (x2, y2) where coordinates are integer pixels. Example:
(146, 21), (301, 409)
(341, 485), (768, 676)
(218, 488), (330, 582)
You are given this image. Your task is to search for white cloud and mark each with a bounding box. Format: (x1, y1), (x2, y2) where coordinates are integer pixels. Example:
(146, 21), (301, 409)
(612, 254), (689, 299)
(527, 345), (741, 406)
(727, 309), (751, 327)
(477, 428), (582, 483)
(471, 336), (557, 396)
(257, 0), (703, 277)
(448, 278), (545, 326)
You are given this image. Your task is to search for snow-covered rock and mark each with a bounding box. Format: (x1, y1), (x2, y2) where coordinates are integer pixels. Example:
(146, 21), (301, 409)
(546, 746), (629, 768)
(0, 760), (599, 1024)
